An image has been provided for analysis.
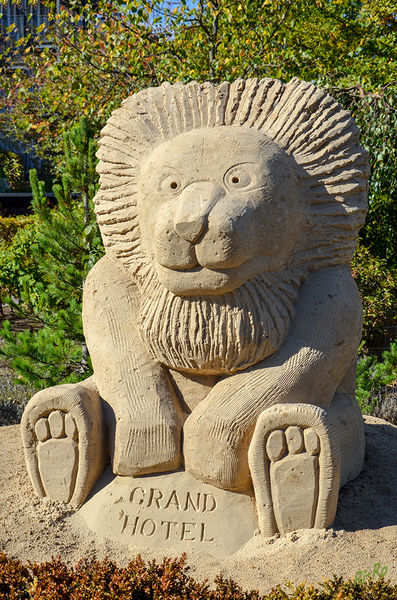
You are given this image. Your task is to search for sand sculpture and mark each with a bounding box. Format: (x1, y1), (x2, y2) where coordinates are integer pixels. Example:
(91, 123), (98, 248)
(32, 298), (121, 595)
(21, 78), (369, 555)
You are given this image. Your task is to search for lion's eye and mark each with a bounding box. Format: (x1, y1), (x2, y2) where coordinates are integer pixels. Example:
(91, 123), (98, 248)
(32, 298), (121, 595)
(224, 164), (257, 191)
(160, 174), (184, 194)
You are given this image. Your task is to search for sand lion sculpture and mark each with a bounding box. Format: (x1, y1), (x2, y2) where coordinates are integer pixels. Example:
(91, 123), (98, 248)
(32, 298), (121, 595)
(21, 78), (369, 552)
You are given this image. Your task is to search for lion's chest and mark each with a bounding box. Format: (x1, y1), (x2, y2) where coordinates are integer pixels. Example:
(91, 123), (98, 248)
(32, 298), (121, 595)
(167, 369), (222, 415)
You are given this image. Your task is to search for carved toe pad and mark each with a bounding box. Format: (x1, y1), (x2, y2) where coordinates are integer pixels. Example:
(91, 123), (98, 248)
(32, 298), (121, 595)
(21, 383), (106, 508)
(248, 403), (340, 537)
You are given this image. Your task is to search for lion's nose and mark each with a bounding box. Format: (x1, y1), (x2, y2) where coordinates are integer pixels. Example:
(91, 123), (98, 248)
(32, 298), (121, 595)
(173, 181), (223, 244)
(175, 217), (206, 243)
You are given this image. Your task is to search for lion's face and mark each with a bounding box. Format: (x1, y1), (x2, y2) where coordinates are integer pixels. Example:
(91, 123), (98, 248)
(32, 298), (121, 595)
(137, 126), (303, 296)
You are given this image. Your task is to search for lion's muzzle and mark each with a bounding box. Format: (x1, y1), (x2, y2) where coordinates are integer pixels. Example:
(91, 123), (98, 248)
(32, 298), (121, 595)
(173, 181), (224, 244)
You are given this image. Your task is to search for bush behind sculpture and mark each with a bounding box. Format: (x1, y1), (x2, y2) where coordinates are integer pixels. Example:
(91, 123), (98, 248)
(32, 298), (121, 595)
(0, 119), (103, 388)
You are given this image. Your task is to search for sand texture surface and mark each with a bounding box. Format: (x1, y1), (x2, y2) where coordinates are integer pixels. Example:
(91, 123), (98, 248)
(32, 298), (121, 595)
(0, 415), (396, 593)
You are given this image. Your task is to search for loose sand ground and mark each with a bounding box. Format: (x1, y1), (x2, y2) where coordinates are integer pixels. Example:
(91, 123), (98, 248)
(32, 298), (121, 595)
(0, 416), (396, 593)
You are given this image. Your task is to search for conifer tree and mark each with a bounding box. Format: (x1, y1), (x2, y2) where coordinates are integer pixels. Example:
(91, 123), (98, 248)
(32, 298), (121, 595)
(0, 118), (104, 388)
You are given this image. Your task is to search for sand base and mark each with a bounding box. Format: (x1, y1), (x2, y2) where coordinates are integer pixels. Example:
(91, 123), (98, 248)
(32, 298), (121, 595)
(79, 468), (257, 556)
(1, 415), (396, 593)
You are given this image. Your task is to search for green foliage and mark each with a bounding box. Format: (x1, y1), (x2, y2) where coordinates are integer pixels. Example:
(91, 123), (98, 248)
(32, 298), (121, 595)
(0, 0), (395, 161)
(0, 0), (395, 270)
(352, 245), (397, 351)
(0, 217), (40, 308)
(0, 151), (27, 191)
(0, 215), (34, 247)
(356, 342), (397, 414)
(0, 118), (104, 389)
(0, 318), (87, 388)
(0, 552), (396, 600)
(329, 85), (397, 267)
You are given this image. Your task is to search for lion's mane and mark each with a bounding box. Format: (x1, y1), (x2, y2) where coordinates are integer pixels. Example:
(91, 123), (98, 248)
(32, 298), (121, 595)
(93, 78), (369, 373)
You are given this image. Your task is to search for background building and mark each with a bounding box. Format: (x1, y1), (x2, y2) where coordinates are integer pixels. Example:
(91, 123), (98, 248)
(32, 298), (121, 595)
(0, 1), (55, 181)
(0, 0), (55, 68)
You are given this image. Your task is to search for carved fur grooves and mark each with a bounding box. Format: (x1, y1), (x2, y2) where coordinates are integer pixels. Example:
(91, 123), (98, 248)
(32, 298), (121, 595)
(95, 78), (369, 273)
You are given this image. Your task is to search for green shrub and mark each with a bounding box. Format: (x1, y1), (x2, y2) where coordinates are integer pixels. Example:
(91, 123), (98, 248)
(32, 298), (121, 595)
(0, 553), (395, 600)
(352, 245), (397, 353)
(0, 217), (42, 308)
(330, 86), (397, 269)
(0, 118), (103, 389)
(0, 151), (27, 192)
(0, 216), (34, 248)
(356, 342), (397, 414)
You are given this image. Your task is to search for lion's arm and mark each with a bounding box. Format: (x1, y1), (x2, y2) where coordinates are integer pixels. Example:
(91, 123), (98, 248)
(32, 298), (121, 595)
(252, 264), (362, 405)
(82, 255), (172, 404)
(183, 265), (362, 490)
(202, 265), (362, 412)
(82, 255), (182, 474)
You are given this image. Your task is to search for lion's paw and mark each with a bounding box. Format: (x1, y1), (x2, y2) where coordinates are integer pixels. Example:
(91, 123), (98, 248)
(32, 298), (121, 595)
(21, 382), (106, 507)
(112, 416), (182, 476)
(248, 403), (340, 536)
(35, 410), (79, 503)
(183, 413), (251, 491)
(266, 426), (320, 532)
